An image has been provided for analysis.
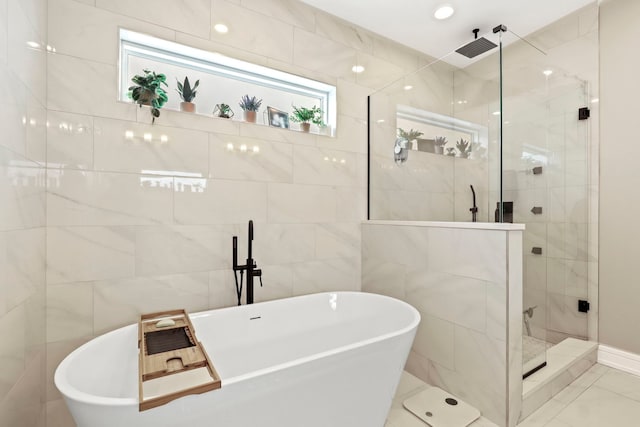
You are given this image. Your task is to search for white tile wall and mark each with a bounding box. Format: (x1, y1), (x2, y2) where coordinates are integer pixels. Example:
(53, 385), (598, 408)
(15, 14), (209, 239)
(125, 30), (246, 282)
(42, 1), (420, 425)
(362, 223), (523, 427)
(0, 0), (46, 424)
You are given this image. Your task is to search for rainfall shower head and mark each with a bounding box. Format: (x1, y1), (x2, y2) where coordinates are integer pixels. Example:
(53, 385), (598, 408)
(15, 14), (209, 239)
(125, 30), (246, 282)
(455, 28), (497, 59)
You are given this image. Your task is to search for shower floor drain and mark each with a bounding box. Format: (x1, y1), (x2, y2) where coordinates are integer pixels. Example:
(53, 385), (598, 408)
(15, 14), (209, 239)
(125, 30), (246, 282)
(403, 387), (480, 427)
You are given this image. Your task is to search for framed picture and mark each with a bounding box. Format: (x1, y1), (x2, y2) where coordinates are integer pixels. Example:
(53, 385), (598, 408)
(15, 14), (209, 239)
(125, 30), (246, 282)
(267, 106), (289, 129)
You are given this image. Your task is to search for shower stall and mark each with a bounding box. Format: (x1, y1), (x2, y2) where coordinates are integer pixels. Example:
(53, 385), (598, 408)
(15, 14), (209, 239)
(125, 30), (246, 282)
(368, 13), (596, 381)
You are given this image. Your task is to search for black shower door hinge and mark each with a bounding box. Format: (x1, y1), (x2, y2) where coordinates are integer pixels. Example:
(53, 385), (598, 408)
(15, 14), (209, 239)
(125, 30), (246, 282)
(579, 107), (590, 120)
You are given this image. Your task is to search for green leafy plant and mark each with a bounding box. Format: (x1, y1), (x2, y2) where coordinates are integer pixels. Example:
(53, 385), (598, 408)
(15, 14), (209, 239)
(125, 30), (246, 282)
(456, 138), (471, 158)
(434, 136), (448, 147)
(127, 69), (168, 123)
(213, 103), (234, 118)
(397, 128), (423, 141)
(239, 95), (263, 112)
(176, 76), (200, 102)
(290, 105), (324, 126)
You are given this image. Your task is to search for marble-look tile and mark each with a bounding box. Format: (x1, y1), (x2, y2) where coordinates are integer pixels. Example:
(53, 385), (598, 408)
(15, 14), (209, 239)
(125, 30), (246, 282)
(0, 304), (25, 400)
(211, 0), (293, 63)
(336, 79), (370, 121)
(592, 369), (640, 403)
(0, 343), (44, 427)
(0, 0), (7, 64)
(293, 28), (357, 81)
(239, 120), (316, 145)
(427, 358), (505, 427)
(96, 0), (210, 39)
(7, 0), (46, 106)
(547, 293), (588, 338)
(267, 183), (335, 223)
(371, 36), (420, 76)
(208, 269), (237, 309)
(252, 264), (293, 303)
(405, 268), (487, 333)
(554, 386), (640, 427)
(314, 222), (359, 261)
(49, 0), (176, 65)
(47, 170), (174, 226)
(412, 313), (455, 371)
(46, 111), (93, 170)
(46, 226), (135, 285)
(291, 257), (359, 296)
(93, 272), (209, 334)
(174, 179), (267, 225)
(335, 186), (366, 222)
(252, 223), (315, 265)
(46, 338), (88, 401)
(139, 106), (240, 136)
(361, 258), (406, 301)
(93, 117), (209, 175)
(328, 114), (367, 154)
(314, 11), (373, 53)
(3, 228), (45, 312)
(209, 133), (293, 183)
(0, 69), (28, 157)
(46, 282), (93, 343)
(24, 93), (46, 165)
(354, 51), (406, 91)
(48, 54), (136, 121)
(134, 225), (233, 276)
(0, 149), (46, 232)
(239, 0), (315, 31)
(45, 399), (76, 427)
(362, 224), (428, 267)
(293, 145), (358, 187)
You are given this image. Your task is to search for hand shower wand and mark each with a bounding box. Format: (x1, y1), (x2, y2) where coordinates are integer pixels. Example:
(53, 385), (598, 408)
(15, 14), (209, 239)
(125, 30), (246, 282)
(470, 185), (478, 222)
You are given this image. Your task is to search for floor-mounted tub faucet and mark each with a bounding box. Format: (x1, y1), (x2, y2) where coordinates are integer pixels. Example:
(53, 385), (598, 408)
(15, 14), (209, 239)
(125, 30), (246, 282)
(232, 220), (263, 305)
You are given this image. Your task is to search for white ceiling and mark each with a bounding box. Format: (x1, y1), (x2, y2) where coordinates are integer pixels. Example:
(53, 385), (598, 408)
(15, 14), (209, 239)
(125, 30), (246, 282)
(300, 0), (595, 68)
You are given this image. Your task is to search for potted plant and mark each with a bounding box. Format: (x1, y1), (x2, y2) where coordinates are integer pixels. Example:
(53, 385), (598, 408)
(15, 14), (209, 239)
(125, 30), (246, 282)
(434, 136), (447, 154)
(127, 69), (168, 123)
(176, 76), (200, 113)
(290, 105), (324, 133)
(213, 103), (234, 119)
(398, 128), (423, 150)
(239, 95), (262, 123)
(456, 138), (471, 158)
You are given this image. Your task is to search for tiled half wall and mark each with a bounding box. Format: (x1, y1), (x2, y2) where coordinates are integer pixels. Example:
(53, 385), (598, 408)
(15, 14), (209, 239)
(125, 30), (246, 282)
(362, 221), (524, 427)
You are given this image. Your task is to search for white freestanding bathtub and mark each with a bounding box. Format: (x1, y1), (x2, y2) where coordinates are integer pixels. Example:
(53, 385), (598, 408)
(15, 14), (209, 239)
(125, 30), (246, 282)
(55, 292), (420, 427)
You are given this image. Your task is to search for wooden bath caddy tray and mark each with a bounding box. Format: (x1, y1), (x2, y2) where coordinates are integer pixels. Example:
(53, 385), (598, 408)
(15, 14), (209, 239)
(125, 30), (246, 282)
(138, 309), (221, 411)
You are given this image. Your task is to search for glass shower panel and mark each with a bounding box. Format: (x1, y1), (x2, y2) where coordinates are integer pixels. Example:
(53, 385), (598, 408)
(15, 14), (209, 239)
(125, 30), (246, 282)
(369, 58), (457, 221)
(369, 30), (501, 223)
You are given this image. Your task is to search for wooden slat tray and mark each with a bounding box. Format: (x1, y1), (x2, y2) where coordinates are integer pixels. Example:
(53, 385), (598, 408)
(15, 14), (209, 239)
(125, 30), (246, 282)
(138, 309), (221, 411)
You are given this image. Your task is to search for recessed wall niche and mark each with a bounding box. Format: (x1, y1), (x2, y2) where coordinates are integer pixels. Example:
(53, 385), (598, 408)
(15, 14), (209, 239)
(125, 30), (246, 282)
(119, 29), (337, 135)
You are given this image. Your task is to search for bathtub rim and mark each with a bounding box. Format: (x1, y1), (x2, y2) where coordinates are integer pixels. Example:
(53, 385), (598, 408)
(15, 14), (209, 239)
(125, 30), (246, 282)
(55, 291), (420, 408)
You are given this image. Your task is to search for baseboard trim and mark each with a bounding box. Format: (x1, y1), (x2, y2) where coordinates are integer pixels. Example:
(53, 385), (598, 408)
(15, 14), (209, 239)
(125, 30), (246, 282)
(598, 344), (640, 376)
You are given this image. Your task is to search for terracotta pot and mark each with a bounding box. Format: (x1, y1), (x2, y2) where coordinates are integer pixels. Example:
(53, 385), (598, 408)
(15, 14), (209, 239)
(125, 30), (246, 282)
(244, 110), (257, 123)
(301, 122), (311, 133)
(180, 102), (196, 113)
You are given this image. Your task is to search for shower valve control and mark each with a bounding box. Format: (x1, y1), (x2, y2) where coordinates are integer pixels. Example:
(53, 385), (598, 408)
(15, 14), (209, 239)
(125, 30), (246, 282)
(578, 300), (590, 313)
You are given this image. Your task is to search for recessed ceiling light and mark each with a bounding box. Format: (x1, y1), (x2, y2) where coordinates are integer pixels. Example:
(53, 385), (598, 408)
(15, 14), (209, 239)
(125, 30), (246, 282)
(352, 65), (365, 73)
(543, 69), (553, 76)
(26, 41), (40, 48)
(591, 98), (599, 103)
(404, 85), (413, 91)
(492, 111), (501, 116)
(434, 5), (455, 20)
(214, 24), (229, 34)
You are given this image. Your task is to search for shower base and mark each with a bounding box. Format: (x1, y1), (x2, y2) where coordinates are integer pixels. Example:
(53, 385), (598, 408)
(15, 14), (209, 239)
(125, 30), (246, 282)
(523, 336), (552, 377)
(520, 338), (598, 422)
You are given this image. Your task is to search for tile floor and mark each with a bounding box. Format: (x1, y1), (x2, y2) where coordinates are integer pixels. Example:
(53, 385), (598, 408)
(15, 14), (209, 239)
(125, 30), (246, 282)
(387, 364), (640, 427)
